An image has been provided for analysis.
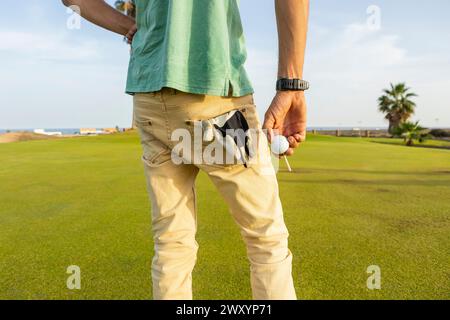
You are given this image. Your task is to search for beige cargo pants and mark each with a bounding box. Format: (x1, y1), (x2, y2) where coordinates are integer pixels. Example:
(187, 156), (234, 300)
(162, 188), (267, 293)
(134, 88), (296, 300)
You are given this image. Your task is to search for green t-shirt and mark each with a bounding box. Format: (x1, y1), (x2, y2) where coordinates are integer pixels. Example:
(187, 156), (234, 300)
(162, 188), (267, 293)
(126, 0), (254, 97)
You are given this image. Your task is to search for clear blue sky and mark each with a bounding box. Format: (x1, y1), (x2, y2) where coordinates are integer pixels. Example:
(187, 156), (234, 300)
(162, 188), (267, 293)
(1, 0), (450, 129)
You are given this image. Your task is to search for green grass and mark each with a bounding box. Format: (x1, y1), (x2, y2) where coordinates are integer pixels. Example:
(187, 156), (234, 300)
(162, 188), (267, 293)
(0, 133), (449, 300)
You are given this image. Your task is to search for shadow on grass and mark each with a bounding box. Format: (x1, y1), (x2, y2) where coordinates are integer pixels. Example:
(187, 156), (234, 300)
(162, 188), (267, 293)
(278, 166), (450, 186)
(277, 168), (450, 176)
(369, 140), (450, 151)
(278, 177), (450, 187)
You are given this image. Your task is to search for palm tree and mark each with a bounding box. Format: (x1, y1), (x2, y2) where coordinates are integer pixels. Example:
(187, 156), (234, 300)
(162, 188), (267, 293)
(394, 121), (428, 146)
(378, 83), (417, 134)
(114, 0), (136, 18)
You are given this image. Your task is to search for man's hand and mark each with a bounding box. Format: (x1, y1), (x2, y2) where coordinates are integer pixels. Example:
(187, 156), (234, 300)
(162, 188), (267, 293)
(125, 24), (138, 44)
(263, 91), (307, 156)
(62, 0), (135, 36)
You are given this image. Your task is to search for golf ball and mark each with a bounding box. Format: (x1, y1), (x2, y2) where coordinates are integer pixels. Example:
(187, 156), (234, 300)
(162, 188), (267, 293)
(271, 135), (290, 155)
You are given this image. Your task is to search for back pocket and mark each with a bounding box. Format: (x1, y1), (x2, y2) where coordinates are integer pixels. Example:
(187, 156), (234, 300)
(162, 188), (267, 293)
(136, 120), (171, 167)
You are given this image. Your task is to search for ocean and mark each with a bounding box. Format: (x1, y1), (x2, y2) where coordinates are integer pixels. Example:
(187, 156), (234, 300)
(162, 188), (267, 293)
(0, 128), (113, 135)
(1, 127), (383, 135)
(1, 127), (446, 135)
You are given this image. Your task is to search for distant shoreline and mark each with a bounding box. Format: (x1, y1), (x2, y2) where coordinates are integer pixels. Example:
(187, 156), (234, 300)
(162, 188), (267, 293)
(2, 127), (450, 135)
(0, 128), (128, 144)
(0, 128), (116, 135)
(2, 128), (449, 144)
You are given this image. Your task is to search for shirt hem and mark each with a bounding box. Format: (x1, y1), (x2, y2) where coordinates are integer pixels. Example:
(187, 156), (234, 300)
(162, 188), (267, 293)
(126, 80), (254, 98)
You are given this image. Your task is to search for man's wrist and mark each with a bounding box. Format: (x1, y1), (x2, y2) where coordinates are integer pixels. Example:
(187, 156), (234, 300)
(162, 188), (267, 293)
(121, 19), (136, 35)
(276, 90), (304, 99)
(278, 63), (303, 79)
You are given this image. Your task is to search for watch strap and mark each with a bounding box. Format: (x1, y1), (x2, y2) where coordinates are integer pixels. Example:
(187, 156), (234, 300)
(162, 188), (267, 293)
(276, 78), (310, 91)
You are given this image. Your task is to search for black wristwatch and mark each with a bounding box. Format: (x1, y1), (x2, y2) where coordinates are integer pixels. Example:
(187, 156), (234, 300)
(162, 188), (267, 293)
(276, 78), (310, 91)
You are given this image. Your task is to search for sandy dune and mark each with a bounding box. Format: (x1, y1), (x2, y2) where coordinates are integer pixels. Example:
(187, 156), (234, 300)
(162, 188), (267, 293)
(0, 132), (60, 143)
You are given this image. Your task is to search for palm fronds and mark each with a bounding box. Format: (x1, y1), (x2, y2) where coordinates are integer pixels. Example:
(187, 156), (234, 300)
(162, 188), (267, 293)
(378, 83), (418, 134)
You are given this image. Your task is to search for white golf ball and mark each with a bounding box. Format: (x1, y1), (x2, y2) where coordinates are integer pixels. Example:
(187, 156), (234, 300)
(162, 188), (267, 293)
(271, 135), (290, 155)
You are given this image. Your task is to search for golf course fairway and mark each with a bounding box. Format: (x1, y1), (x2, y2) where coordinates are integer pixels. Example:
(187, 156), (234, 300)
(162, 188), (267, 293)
(0, 132), (449, 300)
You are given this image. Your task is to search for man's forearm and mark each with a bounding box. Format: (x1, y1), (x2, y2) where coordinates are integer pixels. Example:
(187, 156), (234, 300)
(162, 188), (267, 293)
(62, 0), (135, 36)
(275, 0), (309, 79)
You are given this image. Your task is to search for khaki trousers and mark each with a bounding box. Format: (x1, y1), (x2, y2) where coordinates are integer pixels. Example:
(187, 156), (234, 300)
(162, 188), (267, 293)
(134, 88), (296, 300)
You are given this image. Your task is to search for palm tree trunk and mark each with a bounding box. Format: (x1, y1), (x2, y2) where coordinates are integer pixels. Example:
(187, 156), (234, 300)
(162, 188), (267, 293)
(388, 117), (401, 135)
(388, 121), (394, 135)
(388, 120), (399, 135)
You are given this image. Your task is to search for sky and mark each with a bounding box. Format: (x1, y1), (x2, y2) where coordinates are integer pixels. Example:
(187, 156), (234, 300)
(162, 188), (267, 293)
(1, 0), (450, 129)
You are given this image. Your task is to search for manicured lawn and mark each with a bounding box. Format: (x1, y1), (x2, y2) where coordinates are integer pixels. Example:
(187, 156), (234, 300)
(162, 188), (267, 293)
(0, 132), (449, 299)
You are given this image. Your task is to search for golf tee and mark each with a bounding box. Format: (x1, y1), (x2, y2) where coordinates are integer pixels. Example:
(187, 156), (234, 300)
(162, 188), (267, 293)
(283, 156), (292, 172)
